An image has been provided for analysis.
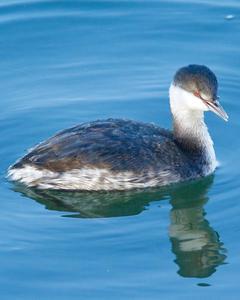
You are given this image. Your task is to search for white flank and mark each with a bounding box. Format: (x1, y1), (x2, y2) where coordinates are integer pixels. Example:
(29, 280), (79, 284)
(7, 165), (180, 191)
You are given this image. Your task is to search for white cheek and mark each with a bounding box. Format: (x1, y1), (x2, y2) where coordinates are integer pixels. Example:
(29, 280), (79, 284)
(169, 84), (208, 112)
(184, 92), (208, 111)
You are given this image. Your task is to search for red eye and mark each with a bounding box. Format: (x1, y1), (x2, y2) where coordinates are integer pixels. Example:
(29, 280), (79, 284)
(194, 91), (200, 97)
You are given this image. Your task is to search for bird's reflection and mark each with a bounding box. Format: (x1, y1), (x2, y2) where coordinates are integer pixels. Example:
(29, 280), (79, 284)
(13, 176), (226, 278)
(169, 178), (227, 278)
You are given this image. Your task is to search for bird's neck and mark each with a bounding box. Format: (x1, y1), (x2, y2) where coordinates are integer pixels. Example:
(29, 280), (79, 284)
(173, 110), (210, 147)
(170, 103), (217, 175)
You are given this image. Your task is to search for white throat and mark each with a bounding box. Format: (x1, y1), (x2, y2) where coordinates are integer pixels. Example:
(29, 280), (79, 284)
(169, 84), (217, 174)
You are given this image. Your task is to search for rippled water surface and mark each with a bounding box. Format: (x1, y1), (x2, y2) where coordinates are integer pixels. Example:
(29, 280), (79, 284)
(1, 0), (240, 299)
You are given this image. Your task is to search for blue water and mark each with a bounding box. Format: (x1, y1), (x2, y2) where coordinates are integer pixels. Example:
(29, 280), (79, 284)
(1, 0), (240, 299)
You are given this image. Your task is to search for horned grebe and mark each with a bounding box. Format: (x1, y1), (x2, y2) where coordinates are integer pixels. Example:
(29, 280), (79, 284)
(8, 65), (228, 190)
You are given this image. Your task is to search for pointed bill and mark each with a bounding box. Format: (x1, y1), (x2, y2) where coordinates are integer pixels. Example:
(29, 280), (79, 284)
(206, 100), (229, 122)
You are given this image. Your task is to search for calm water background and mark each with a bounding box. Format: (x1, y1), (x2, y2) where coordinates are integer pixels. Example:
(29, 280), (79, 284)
(0, 0), (240, 299)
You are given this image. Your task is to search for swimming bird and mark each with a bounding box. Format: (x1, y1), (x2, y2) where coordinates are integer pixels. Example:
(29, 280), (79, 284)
(8, 64), (228, 190)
